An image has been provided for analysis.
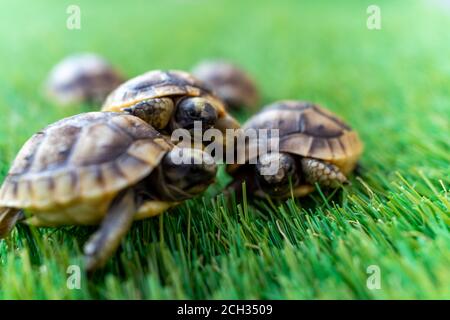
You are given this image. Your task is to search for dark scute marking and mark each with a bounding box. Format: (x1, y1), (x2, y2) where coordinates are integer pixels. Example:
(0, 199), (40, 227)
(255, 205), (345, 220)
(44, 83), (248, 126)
(143, 71), (212, 94)
(255, 111), (302, 139)
(70, 171), (78, 189)
(247, 106), (307, 138)
(27, 180), (33, 199)
(308, 138), (327, 156)
(72, 122), (132, 166)
(86, 144), (128, 165)
(9, 132), (46, 175)
(112, 115), (160, 141)
(130, 78), (165, 91)
(302, 111), (344, 138)
(111, 162), (127, 179)
(94, 166), (105, 187)
(306, 122), (342, 138)
(47, 177), (55, 191)
(132, 156), (148, 166)
(31, 125), (82, 173)
(324, 139), (334, 158)
(57, 125), (82, 164)
(121, 90), (128, 102)
(130, 71), (183, 91)
(297, 111), (306, 133)
(122, 154), (151, 175)
(127, 72), (169, 91)
(264, 102), (351, 136)
(311, 105), (352, 131)
(108, 119), (135, 140)
(337, 138), (347, 154)
(167, 71), (207, 89)
(12, 181), (18, 198)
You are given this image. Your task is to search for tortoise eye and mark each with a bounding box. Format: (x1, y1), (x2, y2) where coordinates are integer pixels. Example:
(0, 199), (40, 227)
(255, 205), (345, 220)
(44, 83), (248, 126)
(188, 108), (198, 117)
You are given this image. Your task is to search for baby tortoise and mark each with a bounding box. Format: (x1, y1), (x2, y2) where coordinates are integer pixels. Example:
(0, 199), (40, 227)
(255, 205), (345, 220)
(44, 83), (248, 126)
(227, 101), (363, 199)
(192, 60), (260, 111)
(46, 53), (124, 105)
(102, 70), (240, 144)
(0, 112), (217, 272)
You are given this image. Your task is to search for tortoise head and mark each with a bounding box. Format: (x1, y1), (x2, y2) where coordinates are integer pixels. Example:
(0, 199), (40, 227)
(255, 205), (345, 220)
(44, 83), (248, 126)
(254, 152), (300, 197)
(171, 96), (240, 151)
(157, 147), (217, 201)
(173, 97), (219, 132)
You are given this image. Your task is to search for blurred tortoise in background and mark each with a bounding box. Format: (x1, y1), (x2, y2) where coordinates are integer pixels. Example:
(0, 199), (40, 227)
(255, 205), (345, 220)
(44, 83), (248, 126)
(46, 53), (124, 105)
(0, 112), (217, 272)
(192, 60), (260, 111)
(46, 53), (125, 105)
(102, 70), (240, 147)
(227, 101), (363, 199)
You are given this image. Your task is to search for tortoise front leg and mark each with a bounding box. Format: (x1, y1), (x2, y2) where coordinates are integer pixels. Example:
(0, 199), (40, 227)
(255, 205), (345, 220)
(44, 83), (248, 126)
(225, 167), (259, 200)
(123, 98), (174, 129)
(0, 208), (24, 238)
(84, 189), (137, 272)
(301, 157), (348, 188)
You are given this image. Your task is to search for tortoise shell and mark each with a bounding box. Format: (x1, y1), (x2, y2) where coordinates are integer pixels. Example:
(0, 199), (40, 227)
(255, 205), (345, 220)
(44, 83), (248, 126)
(0, 112), (173, 225)
(46, 53), (124, 105)
(229, 101), (363, 175)
(102, 69), (229, 117)
(192, 60), (260, 110)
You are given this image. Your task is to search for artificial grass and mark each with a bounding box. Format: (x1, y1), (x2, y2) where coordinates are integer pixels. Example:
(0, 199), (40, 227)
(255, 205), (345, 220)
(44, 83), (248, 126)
(0, 0), (449, 299)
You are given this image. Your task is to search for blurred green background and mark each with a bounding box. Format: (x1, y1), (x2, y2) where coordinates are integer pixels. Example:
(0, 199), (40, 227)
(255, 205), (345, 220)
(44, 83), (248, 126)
(0, 0), (448, 299)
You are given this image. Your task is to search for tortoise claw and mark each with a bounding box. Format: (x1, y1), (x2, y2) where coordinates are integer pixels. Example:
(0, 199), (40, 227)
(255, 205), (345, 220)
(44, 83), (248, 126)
(83, 189), (136, 273)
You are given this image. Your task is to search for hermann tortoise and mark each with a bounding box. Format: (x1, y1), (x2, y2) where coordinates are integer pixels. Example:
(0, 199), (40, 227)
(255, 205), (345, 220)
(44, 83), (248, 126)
(192, 60), (260, 111)
(102, 70), (240, 147)
(227, 101), (363, 199)
(46, 53), (124, 105)
(0, 112), (217, 271)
